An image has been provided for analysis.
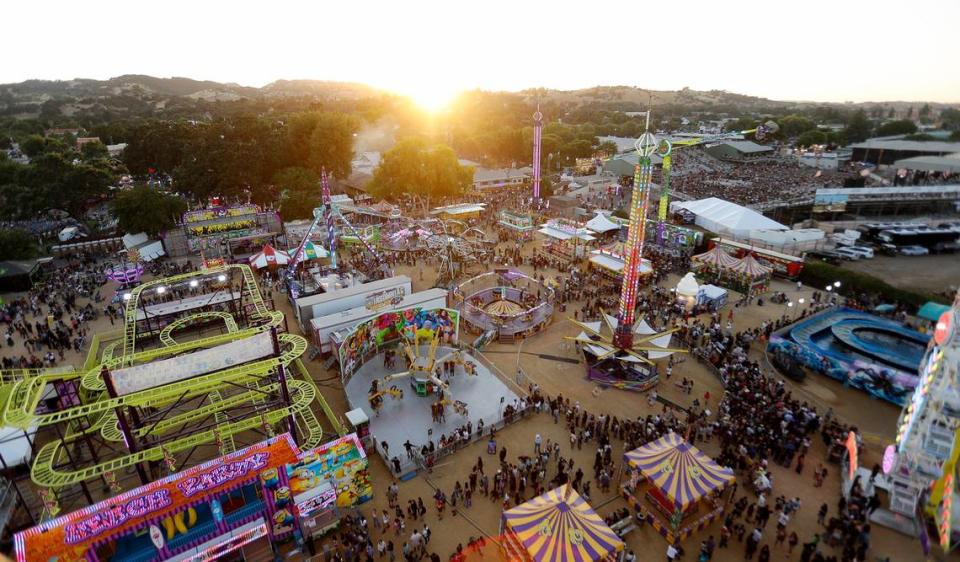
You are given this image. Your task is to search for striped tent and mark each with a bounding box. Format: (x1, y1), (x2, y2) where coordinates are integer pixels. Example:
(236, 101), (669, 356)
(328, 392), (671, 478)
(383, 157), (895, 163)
(624, 433), (735, 511)
(728, 254), (772, 278)
(502, 484), (624, 562)
(690, 246), (741, 269)
(248, 244), (291, 269)
(288, 240), (329, 262)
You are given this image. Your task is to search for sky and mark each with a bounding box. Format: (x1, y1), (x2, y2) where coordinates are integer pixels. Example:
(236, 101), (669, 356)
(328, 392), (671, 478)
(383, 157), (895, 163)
(5, 0), (959, 107)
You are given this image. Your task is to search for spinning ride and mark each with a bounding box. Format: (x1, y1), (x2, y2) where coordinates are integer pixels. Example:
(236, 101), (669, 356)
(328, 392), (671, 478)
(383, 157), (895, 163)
(104, 249), (144, 286)
(568, 113), (687, 390)
(366, 329), (476, 419)
(383, 219), (494, 284)
(452, 269), (555, 342)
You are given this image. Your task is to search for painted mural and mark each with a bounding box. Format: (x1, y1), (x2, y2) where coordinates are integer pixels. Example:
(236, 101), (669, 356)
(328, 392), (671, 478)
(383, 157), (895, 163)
(337, 307), (460, 379)
(287, 433), (372, 510)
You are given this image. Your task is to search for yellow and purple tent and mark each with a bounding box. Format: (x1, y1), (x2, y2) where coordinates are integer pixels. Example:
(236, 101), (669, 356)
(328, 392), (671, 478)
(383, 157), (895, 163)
(501, 484), (624, 562)
(624, 432), (735, 512)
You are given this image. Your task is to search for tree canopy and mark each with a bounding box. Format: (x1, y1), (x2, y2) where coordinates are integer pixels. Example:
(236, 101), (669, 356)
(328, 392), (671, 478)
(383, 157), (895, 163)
(875, 119), (918, 137)
(110, 186), (187, 236)
(795, 130), (828, 148)
(0, 229), (39, 260)
(366, 138), (473, 200)
(843, 110), (873, 143)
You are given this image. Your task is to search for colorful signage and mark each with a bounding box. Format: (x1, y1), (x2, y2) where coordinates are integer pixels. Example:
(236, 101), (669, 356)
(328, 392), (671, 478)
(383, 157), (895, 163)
(15, 435), (299, 562)
(336, 307), (459, 379)
(365, 287), (406, 312)
(183, 205), (259, 224)
(288, 433), (372, 515)
(65, 490), (172, 544)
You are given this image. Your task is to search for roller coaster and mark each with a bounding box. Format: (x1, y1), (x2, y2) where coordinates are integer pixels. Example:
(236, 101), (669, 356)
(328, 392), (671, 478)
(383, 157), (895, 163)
(0, 264), (342, 520)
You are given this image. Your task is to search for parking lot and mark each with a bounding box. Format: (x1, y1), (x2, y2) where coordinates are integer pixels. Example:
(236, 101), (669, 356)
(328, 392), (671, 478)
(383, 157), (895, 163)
(842, 253), (960, 296)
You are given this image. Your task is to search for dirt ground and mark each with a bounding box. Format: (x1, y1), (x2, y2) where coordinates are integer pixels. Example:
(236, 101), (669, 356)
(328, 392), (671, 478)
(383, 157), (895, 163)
(0, 234), (938, 562)
(842, 253), (960, 297)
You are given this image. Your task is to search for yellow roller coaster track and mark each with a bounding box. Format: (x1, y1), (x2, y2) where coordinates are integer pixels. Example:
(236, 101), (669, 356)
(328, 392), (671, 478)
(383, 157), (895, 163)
(0, 263), (342, 492)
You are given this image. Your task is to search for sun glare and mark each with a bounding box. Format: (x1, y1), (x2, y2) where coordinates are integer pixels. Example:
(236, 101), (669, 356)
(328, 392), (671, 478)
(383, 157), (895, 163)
(400, 83), (461, 113)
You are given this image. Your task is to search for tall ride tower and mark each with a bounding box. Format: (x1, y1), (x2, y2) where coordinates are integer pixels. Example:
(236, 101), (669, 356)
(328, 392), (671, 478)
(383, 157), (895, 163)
(532, 106), (543, 202)
(613, 112), (671, 349)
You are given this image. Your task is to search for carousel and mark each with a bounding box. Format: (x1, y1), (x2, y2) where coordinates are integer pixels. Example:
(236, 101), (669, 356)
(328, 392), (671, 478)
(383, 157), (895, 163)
(451, 268), (555, 342)
(691, 246), (771, 296)
(500, 484), (625, 562)
(620, 433), (736, 544)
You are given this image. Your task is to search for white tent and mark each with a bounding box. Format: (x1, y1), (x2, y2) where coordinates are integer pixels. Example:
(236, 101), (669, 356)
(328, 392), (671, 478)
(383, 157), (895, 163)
(122, 232), (166, 262)
(585, 212), (621, 234)
(669, 197), (787, 238)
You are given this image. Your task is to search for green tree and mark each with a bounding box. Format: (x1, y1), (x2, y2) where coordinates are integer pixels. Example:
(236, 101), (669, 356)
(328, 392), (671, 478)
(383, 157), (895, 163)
(795, 130), (828, 148)
(80, 140), (109, 161)
(940, 108), (960, 131)
(843, 110), (873, 143)
(366, 138), (472, 201)
(110, 186), (187, 236)
(0, 229), (39, 260)
(274, 167), (320, 220)
(20, 135), (70, 158)
(306, 113), (360, 178)
(597, 140), (619, 155)
(777, 115), (817, 138)
(875, 120), (918, 136)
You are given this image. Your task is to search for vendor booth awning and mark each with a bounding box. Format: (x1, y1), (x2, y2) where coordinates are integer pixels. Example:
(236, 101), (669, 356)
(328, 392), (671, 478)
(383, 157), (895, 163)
(538, 226), (596, 241)
(502, 484), (624, 562)
(589, 251), (651, 275)
(288, 240), (329, 261)
(918, 301), (951, 322)
(624, 433), (735, 511)
(585, 212), (621, 234)
(248, 244), (291, 268)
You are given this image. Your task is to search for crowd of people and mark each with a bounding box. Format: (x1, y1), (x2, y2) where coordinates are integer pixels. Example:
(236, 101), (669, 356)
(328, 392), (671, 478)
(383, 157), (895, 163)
(671, 157), (839, 207)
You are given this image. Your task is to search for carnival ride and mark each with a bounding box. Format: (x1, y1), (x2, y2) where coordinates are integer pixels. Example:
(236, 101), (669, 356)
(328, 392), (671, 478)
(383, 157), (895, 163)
(887, 291), (960, 552)
(0, 264), (342, 521)
(104, 249), (145, 286)
(451, 269), (555, 342)
(286, 169), (390, 297)
(567, 112), (688, 391)
(366, 330), (475, 418)
(382, 218), (495, 284)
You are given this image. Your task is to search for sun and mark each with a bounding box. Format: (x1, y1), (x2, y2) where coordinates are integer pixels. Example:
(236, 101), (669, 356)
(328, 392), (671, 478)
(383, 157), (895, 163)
(400, 83), (460, 113)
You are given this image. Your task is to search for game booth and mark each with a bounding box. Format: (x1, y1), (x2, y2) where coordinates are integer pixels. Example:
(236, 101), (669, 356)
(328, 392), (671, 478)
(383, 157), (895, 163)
(14, 433), (372, 562)
(620, 433), (735, 544)
(451, 268), (555, 342)
(588, 243), (653, 282)
(538, 218), (596, 263)
(498, 210), (536, 233)
(500, 484), (625, 562)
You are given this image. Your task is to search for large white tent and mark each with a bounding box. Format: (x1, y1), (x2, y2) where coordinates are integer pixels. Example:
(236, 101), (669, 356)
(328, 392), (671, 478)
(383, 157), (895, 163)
(585, 211), (621, 234)
(670, 197), (787, 238)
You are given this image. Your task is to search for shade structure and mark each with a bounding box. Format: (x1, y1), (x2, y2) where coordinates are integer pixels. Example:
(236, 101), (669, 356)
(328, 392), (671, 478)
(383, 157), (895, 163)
(502, 484), (624, 562)
(248, 244), (291, 269)
(691, 246), (741, 269)
(585, 212), (621, 234)
(288, 240), (329, 262)
(728, 254), (772, 278)
(624, 433), (735, 512)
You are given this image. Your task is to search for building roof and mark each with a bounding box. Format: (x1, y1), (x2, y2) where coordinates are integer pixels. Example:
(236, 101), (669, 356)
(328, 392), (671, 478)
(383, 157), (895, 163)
(717, 140), (774, 154)
(472, 167), (531, 183)
(673, 197), (787, 234)
(851, 139), (960, 153)
(430, 203), (487, 215)
(894, 152), (960, 173)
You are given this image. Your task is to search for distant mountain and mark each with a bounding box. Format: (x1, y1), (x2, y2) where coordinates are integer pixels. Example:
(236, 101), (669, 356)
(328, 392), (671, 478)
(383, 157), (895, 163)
(0, 75), (954, 122)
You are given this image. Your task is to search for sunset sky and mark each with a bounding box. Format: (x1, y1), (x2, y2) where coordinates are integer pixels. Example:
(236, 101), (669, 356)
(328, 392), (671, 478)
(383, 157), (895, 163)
(6, 0), (958, 107)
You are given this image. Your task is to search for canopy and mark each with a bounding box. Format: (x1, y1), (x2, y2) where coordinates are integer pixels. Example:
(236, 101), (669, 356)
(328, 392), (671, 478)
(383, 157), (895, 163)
(893, 152), (960, 173)
(288, 240), (329, 261)
(691, 246), (741, 269)
(918, 301), (951, 322)
(676, 272), (699, 298)
(539, 226), (596, 241)
(624, 432), (735, 511)
(502, 484), (624, 562)
(249, 244), (291, 269)
(585, 212), (621, 234)
(670, 197), (787, 237)
(698, 284), (727, 301)
(728, 254), (772, 278)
